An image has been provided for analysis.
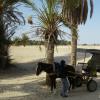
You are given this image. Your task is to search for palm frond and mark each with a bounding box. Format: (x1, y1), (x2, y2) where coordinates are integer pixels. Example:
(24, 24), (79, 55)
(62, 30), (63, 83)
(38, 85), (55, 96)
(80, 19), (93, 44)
(33, 0), (64, 44)
(61, 0), (94, 25)
(90, 0), (93, 18)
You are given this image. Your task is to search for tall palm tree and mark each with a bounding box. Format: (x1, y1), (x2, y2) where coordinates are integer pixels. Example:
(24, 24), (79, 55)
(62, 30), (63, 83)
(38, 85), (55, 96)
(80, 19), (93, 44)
(61, 0), (94, 67)
(0, 0), (33, 69)
(29, 0), (63, 85)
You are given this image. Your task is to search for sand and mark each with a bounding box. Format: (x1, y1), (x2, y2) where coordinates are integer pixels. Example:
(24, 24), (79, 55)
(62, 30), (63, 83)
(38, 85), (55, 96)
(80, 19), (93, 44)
(0, 45), (100, 100)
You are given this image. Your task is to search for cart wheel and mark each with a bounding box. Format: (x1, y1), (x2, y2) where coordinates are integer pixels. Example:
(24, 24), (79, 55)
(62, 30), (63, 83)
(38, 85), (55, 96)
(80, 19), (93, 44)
(75, 76), (82, 87)
(87, 79), (97, 92)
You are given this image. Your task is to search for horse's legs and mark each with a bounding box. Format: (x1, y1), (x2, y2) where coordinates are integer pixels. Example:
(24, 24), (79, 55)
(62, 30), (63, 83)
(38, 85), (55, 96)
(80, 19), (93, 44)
(72, 78), (76, 89)
(68, 77), (71, 91)
(50, 76), (56, 92)
(50, 76), (54, 92)
(68, 77), (75, 90)
(53, 78), (56, 89)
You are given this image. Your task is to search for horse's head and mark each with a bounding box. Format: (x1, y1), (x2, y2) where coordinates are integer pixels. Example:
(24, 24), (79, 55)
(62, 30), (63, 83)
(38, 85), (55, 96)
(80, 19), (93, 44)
(36, 62), (43, 76)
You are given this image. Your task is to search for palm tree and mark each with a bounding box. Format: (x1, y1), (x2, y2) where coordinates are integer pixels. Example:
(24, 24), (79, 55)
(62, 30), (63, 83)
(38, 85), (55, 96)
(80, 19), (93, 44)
(61, 0), (94, 67)
(29, 0), (63, 85)
(0, 0), (33, 69)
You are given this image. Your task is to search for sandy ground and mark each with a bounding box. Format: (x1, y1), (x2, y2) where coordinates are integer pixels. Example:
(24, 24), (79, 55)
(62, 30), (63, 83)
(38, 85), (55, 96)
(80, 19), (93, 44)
(0, 45), (100, 100)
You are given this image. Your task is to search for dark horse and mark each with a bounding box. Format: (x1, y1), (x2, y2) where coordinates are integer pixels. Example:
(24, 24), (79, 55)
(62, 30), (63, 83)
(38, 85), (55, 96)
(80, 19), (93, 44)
(36, 62), (76, 92)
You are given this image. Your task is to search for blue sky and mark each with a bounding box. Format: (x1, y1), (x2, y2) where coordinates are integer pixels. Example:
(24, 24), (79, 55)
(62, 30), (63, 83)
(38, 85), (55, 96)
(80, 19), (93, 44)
(78, 0), (100, 44)
(15, 0), (100, 44)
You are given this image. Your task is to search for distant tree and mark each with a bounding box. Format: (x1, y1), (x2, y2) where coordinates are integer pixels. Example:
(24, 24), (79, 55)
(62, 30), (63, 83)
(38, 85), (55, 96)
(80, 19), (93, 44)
(12, 37), (21, 46)
(58, 40), (71, 45)
(21, 33), (30, 46)
(30, 40), (44, 45)
(82, 44), (88, 46)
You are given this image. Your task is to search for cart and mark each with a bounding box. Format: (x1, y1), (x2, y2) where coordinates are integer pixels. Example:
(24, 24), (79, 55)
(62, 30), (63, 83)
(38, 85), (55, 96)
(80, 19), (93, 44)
(75, 48), (99, 92)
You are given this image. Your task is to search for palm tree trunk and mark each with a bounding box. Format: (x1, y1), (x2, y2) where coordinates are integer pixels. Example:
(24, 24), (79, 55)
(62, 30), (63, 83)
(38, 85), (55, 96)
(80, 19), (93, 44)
(0, 15), (8, 69)
(45, 38), (55, 86)
(71, 27), (78, 68)
(46, 41), (54, 64)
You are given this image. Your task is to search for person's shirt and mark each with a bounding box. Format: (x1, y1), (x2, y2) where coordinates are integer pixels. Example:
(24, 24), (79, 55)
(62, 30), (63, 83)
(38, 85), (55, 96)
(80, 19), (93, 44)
(58, 63), (66, 78)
